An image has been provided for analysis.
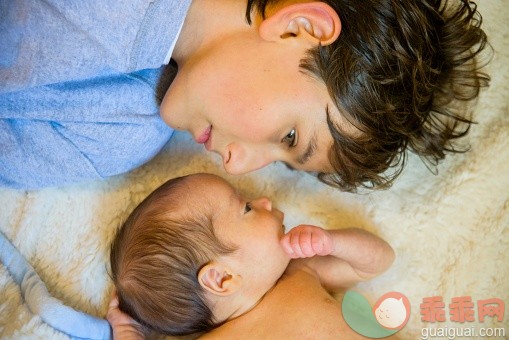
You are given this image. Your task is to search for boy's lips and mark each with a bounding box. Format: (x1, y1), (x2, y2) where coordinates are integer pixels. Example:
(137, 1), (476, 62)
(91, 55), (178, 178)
(196, 126), (211, 144)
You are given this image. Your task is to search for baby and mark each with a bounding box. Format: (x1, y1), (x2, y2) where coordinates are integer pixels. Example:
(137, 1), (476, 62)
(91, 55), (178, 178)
(109, 173), (395, 339)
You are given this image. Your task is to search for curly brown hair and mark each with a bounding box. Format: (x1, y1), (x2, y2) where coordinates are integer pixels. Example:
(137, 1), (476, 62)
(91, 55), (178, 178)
(246, 0), (491, 192)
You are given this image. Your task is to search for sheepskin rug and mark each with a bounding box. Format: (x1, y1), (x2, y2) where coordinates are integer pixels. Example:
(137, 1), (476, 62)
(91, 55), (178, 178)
(0, 1), (507, 339)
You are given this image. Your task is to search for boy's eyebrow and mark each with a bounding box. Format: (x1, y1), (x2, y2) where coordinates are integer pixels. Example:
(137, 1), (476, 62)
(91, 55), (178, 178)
(296, 132), (318, 165)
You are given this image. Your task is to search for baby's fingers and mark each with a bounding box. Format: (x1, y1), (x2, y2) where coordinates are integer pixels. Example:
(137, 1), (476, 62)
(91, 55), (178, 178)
(281, 227), (316, 258)
(280, 235), (296, 257)
(286, 231), (305, 258)
(281, 231), (303, 258)
(293, 228), (315, 257)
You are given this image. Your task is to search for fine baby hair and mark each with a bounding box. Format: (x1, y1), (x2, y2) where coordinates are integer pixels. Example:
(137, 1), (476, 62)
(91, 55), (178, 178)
(247, 0), (491, 191)
(110, 175), (234, 335)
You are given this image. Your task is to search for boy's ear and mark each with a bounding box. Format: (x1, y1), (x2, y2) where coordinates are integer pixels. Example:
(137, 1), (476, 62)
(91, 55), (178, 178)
(198, 262), (242, 297)
(259, 2), (341, 46)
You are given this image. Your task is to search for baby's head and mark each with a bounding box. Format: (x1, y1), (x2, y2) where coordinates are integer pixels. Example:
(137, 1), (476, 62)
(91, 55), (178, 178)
(110, 173), (289, 335)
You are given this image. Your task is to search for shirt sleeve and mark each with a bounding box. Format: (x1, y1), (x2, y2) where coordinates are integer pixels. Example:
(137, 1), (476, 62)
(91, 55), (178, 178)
(0, 0), (191, 92)
(0, 0), (188, 189)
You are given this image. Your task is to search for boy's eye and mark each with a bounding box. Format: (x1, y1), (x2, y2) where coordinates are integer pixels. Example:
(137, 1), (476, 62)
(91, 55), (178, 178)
(244, 202), (252, 214)
(281, 129), (297, 147)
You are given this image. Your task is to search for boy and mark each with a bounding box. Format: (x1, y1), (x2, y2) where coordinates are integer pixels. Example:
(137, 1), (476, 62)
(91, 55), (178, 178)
(1, 1), (489, 192)
(108, 173), (395, 338)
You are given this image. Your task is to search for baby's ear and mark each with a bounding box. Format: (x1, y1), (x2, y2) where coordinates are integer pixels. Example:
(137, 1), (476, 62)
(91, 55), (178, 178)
(198, 262), (242, 296)
(259, 2), (341, 46)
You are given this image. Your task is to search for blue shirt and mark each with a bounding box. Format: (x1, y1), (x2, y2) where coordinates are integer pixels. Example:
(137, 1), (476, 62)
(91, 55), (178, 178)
(0, 0), (191, 189)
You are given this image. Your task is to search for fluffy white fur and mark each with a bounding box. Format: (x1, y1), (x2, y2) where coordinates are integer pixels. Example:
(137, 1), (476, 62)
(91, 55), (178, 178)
(0, 2), (507, 338)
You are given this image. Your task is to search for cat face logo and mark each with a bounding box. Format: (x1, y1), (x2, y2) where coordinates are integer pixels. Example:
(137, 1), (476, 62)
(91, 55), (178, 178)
(373, 292), (411, 330)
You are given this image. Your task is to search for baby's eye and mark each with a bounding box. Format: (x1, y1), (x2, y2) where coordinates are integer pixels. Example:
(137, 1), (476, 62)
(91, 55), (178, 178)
(244, 202), (252, 214)
(281, 129), (297, 147)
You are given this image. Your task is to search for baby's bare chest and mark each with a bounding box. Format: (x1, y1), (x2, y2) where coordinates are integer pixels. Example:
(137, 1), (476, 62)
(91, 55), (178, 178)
(207, 272), (354, 339)
(262, 275), (345, 334)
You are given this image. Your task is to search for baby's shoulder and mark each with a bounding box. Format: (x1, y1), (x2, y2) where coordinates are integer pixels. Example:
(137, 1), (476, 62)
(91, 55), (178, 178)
(282, 257), (320, 278)
(276, 261), (332, 299)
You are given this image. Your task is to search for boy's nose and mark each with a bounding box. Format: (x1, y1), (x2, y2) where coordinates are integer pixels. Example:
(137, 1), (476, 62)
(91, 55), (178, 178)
(252, 197), (272, 211)
(223, 143), (275, 175)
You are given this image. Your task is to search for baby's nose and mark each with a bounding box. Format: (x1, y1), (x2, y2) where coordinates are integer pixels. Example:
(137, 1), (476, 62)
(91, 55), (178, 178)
(254, 197), (272, 211)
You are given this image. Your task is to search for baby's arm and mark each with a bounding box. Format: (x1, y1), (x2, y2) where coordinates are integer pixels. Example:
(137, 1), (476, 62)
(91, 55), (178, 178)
(280, 225), (394, 292)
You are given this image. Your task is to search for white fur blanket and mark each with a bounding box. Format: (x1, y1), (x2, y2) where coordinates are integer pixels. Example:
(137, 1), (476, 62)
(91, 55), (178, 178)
(1, 2), (507, 339)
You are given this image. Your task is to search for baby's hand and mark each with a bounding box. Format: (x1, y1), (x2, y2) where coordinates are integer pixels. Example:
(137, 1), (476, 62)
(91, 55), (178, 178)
(280, 225), (334, 259)
(107, 291), (145, 340)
